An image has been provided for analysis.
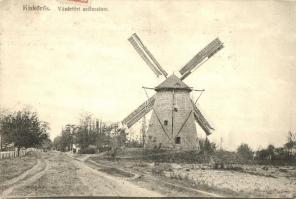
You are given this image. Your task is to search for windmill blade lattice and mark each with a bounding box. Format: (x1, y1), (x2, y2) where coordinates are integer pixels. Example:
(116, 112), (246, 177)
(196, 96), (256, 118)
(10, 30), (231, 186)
(128, 33), (168, 78)
(179, 38), (223, 80)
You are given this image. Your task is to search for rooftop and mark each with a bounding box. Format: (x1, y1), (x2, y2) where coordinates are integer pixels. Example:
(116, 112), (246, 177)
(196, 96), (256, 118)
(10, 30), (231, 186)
(155, 74), (192, 91)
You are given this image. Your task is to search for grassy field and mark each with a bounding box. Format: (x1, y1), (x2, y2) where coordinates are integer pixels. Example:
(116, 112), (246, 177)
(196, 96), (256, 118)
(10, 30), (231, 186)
(0, 152), (38, 184)
(101, 148), (247, 165)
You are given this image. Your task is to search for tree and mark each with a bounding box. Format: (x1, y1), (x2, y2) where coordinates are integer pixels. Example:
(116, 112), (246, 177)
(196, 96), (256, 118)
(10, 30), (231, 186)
(0, 108), (10, 150)
(0, 109), (49, 156)
(53, 112), (116, 154)
(274, 147), (287, 161)
(41, 138), (53, 151)
(76, 113), (93, 150)
(266, 144), (275, 160)
(199, 137), (216, 154)
(237, 143), (253, 160)
(75, 114), (106, 153)
(59, 126), (74, 151)
(53, 136), (62, 151)
(285, 131), (296, 156)
(115, 128), (128, 147)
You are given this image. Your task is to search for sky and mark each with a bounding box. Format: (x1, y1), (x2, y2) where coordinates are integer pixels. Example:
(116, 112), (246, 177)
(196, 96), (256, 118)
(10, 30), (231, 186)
(0, 0), (296, 151)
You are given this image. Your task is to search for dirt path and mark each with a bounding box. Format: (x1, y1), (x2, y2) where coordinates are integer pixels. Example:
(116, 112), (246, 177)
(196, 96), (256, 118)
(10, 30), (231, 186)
(2, 151), (163, 197)
(66, 153), (163, 196)
(74, 160), (163, 196)
(1, 154), (49, 198)
(2, 151), (224, 197)
(1, 159), (42, 187)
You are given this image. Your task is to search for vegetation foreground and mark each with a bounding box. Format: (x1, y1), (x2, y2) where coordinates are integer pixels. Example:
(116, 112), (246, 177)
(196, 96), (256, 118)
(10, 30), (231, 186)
(89, 148), (296, 198)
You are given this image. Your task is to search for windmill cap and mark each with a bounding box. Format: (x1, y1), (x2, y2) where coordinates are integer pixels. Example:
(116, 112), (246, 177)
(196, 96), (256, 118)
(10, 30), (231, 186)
(155, 74), (192, 91)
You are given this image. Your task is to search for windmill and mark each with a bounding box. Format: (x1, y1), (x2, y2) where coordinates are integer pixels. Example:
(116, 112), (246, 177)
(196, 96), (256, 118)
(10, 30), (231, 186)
(120, 33), (224, 149)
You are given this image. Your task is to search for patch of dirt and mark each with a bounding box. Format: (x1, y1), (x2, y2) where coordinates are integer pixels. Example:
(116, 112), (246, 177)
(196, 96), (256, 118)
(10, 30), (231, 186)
(11, 152), (88, 197)
(74, 159), (163, 196)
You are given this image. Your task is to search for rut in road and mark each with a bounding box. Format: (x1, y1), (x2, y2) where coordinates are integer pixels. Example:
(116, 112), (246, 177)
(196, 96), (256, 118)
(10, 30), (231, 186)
(4, 152), (162, 197)
(85, 157), (222, 197)
(73, 159), (163, 196)
(1, 155), (49, 198)
(1, 159), (42, 187)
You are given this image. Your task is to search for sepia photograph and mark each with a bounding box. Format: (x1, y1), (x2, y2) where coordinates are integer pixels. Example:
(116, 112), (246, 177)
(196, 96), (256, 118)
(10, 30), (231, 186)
(0, 0), (296, 198)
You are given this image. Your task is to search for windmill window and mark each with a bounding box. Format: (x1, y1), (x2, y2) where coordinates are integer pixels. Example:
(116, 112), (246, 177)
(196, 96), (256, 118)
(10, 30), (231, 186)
(164, 120), (168, 125)
(175, 137), (181, 144)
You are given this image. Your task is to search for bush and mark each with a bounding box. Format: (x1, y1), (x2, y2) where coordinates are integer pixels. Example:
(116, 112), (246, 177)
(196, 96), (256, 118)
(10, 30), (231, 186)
(79, 145), (96, 154)
(152, 165), (165, 176)
(237, 143), (253, 161)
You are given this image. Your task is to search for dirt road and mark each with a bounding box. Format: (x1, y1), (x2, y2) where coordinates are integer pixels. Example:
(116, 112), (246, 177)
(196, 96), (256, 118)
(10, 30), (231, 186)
(1, 151), (162, 197)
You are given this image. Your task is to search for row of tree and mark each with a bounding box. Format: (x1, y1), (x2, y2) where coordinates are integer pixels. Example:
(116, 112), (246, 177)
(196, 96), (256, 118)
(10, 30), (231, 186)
(237, 131), (296, 164)
(53, 113), (127, 154)
(51, 111), (296, 165)
(0, 108), (50, 156)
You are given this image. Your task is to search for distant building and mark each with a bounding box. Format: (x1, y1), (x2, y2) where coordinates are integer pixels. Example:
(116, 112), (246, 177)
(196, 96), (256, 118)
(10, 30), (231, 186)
(72, 144), (80, 153)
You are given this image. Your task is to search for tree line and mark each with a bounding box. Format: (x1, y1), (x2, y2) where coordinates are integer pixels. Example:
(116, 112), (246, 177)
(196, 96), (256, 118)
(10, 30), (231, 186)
(236, 131), (296, 164)
(52, 113), (220, 156)
(53, 113), (128, 154)
(0, 108), (50, 156)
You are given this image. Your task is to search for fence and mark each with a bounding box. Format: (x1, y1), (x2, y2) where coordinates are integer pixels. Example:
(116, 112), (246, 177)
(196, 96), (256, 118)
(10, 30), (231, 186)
(0, 148), (41, 160)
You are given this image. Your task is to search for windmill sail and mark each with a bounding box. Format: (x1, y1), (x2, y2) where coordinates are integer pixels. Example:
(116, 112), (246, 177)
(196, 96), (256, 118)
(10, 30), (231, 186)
(128, 33), (168, 77)
(191, 100), (214, 135)
(179, 38), (223, 80)
(122, 95), (155, 128)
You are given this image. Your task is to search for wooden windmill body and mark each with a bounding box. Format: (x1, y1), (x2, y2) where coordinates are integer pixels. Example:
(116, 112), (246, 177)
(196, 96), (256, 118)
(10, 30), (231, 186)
(145, 75), (197, 149)
(121, 33), (224, 149)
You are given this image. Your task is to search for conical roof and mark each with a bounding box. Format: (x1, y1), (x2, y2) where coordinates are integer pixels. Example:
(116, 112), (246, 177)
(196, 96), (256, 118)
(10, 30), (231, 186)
(155, 74), (192, 91)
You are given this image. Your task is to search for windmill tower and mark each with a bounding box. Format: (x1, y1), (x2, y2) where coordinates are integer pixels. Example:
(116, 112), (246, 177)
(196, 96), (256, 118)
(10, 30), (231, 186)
(120, 33), (224, 150)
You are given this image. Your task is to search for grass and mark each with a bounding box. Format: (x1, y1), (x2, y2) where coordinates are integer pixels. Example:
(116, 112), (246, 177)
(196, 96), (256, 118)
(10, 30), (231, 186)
(99, 167), (134, 178)
(0, 152), (38, 184)
(101, 148), (247, 165)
